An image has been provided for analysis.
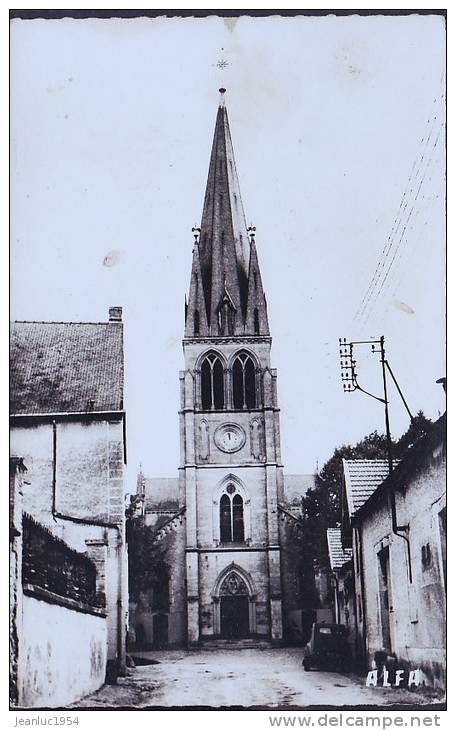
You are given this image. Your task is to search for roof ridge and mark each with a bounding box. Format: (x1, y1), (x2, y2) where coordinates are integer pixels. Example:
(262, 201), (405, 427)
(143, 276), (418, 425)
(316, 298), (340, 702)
(343, 458), (394, 462)
(12, 320), (116, 325)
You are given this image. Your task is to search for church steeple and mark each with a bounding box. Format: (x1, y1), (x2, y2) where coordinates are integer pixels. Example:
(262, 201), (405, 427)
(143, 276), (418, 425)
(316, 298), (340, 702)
(185, 89), (270, 338)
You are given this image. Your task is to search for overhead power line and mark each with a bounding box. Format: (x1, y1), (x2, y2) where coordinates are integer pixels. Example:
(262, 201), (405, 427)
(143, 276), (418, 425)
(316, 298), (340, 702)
(353, 77), (445, 326)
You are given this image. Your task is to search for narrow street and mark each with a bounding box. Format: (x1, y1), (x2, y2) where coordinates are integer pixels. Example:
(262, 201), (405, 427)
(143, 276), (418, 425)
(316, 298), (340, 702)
(73, 648), (433, 709)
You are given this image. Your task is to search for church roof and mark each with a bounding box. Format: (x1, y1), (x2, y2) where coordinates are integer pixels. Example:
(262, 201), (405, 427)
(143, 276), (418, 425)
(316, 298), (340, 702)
(342, 459), (399, 517)
(10, 314), (124, 415)
(185, 89), (269, 338)
(327, 527), (352, 570)
(140, 476), (180, 512)
(283, 473), (316, 505)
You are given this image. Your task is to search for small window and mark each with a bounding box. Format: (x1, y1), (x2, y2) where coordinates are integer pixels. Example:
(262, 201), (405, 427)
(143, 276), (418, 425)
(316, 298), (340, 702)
(194, 310), (200, 336)
(254, 308), (260, 335)
(421, 543), (432, 570)
(217, 298), (235, 336)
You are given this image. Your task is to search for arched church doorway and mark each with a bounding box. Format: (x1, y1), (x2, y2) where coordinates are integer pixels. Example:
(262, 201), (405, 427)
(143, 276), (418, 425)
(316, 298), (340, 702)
(216, 569), (255, 639)
(220, 595), (249, 638)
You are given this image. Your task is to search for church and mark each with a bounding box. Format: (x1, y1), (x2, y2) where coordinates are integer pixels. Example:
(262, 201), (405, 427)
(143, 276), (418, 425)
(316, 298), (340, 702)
(130, 89), (315, 648)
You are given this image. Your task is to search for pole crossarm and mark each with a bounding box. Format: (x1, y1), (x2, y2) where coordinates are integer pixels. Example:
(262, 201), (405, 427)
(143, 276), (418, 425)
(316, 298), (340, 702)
(338, 333), (413, 583)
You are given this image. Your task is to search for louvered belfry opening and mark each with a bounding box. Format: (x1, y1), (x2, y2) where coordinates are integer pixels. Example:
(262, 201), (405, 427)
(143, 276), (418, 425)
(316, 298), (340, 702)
(232, 353), (256, 409)
(201, 352), (225, 410)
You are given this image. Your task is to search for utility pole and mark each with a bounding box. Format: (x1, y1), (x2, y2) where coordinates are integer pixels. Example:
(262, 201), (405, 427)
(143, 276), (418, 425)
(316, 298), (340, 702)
(379, 337), (393, 475)
(339, 335), (413, 582)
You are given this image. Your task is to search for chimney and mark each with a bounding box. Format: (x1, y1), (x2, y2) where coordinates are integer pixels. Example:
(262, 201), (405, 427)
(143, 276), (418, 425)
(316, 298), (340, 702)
(109, 306), (122, 322)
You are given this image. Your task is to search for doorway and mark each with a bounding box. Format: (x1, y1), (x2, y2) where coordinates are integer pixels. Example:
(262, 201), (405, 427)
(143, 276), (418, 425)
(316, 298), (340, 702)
(377, 547), (393, 652)
(153, 612), (169, 648)
(220, 595), (249, 639)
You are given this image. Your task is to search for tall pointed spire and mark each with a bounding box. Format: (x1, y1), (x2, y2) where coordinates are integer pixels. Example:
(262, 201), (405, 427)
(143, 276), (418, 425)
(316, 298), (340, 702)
(185, 89), (269, 338)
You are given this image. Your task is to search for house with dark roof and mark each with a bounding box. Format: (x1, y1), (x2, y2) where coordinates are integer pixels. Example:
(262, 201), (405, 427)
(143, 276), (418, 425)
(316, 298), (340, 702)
(326, 527), (355, 635)
(10, 307), (128, 706)
(341, 417), (446, 688)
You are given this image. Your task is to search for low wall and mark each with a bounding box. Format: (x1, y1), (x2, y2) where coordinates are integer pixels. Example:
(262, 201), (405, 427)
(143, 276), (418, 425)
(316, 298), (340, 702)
(18, 588), (107, 708)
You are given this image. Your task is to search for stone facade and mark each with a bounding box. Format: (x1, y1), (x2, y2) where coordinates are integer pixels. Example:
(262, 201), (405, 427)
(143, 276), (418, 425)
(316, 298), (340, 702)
(131, 91), (316, 648)
(181, 341), (284, 644)
(10, 412), (127, 675)
(342, 416), (446, 687)
(10, 308), (128, 700)
(10, 458), (27, 705)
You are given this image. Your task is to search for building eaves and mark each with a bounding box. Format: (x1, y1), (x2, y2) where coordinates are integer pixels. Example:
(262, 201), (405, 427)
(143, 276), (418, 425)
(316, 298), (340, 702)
(342, 459), (398, 518)
(327, 527), (353, 570)
(353, 414), (446, 522)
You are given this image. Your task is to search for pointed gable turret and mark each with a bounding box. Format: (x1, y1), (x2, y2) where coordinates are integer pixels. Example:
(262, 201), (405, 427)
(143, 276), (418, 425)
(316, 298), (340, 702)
(185, 88), (270, 338)
(185, 236), (209, 338)
(245, 230), (270, 336)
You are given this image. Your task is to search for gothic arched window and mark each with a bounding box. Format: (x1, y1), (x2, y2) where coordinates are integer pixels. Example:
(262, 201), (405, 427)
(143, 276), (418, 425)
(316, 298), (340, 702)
(232, 494), (245, 542)
(220, 494), (232, 542)
(217, 290), (235, 336)
(232, 353), (256, 409)
(219, 485), (245, 543)
(201, 353), (225, 410)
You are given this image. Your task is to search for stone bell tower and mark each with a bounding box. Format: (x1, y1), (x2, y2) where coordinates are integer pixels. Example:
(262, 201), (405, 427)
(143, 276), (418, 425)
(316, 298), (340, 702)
(180, 89), (284, 645)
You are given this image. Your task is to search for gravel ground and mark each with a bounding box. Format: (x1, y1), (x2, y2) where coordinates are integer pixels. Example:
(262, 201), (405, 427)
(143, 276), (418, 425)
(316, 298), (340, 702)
(72, 648), (442, 709)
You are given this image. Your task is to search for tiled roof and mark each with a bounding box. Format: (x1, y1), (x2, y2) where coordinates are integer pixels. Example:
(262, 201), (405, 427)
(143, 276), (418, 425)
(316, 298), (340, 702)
(327, 527), (352, 570)
(354, 415), (446, 519)
(10, 320), (123, 415)
(342, 459), (399, 518)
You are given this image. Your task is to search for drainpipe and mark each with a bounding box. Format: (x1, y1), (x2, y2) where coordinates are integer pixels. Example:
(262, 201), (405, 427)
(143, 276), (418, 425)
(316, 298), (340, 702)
(352, 558), (360, 663)
(358, 527), (368, 665)
(51, 420), (126, 678)
(379, 341), (413, 583)
(331, 571), (340, 623)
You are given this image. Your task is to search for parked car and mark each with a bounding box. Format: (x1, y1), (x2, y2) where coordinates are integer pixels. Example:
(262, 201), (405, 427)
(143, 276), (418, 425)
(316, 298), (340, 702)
(302, 622), (352, 672)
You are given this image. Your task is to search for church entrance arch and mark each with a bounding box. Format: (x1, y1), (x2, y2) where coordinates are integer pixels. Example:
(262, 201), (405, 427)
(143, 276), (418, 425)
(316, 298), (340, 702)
(212, 564), (257, 638)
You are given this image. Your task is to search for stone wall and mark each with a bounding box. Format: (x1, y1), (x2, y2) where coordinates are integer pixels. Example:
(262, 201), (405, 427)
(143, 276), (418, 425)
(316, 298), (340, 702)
(11, 419), (125, 531)
(10, 417), (127, 669)
(18, 591), (107, 708)
(279, 514), (305, 642)
(131, 512), (187, 647)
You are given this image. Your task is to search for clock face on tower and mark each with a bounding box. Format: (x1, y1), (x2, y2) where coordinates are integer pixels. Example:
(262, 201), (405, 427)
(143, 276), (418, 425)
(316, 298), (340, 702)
(214, 423), (246, 453)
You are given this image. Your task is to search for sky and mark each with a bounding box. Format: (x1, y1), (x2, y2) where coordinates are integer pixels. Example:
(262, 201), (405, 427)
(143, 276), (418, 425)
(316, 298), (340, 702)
(10, 14), (446, 488)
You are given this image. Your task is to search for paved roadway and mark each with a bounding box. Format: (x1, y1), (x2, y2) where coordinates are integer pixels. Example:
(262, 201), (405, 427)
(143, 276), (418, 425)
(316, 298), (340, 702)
(73, 648), (436, 709)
